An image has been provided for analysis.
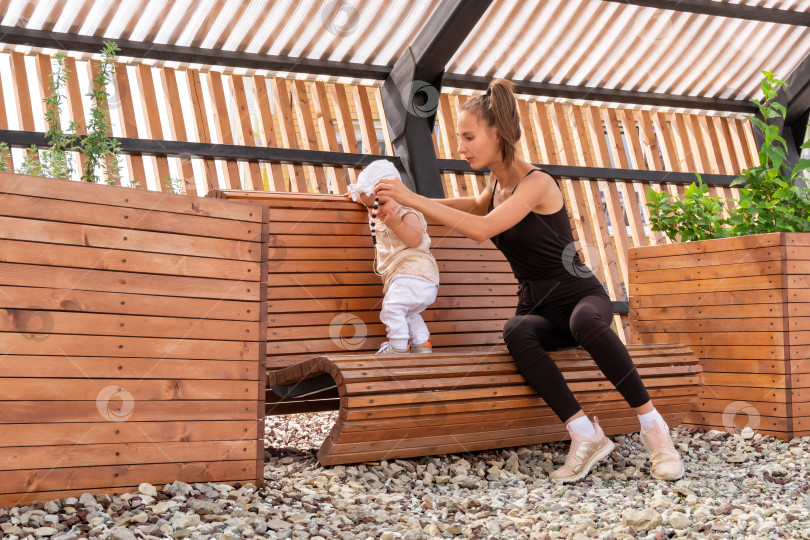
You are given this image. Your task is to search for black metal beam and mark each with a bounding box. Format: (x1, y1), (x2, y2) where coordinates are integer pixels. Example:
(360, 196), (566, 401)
(443, 74), (757, 113)
(0, 129), (402, 169)
(0, 128), (740, 186)
(380, 0), (494, 199)
(0, 25), (390, 80)
(781, 50), (810, 162)
(602, 0), (810, 26)
(437, 159), (739, 186)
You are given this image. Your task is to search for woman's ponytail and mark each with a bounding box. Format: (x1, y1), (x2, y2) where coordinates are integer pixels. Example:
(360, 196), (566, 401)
(460, 78), (521, 167)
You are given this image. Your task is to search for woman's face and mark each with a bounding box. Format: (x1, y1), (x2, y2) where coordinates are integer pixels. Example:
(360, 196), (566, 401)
(456, 110), (500, 170)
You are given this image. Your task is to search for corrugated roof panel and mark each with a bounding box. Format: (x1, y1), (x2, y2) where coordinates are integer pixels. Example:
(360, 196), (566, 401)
(242, 0), (293, 54)
(175, 0), (217, 47)
(1, 0), (808, 110)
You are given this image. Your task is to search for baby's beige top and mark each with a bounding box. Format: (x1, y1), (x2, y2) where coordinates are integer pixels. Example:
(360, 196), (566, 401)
(373, 205), (440, 294)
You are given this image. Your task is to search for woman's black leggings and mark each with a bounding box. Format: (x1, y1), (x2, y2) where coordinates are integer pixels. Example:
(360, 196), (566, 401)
(503, 294), (650, 423)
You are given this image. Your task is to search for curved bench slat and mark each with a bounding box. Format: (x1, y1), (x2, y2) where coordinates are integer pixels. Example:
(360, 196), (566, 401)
(267, 344), (701, 465)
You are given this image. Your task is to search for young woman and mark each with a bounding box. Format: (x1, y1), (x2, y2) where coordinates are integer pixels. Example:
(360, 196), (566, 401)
(374, 79), (684, 483)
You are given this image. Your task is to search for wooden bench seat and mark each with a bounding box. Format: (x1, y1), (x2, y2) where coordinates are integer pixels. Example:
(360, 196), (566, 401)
(268, 346), (700, 465)
(208, 189), (701, 466)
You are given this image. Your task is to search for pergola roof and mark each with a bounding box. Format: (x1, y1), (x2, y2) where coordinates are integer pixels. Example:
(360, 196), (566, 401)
(1, 0), (809, 111)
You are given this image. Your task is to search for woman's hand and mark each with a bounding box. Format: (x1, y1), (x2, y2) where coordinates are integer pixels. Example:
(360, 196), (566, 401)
(374, 177), (418, 208)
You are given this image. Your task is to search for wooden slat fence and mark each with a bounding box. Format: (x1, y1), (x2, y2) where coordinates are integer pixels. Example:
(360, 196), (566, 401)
(0, 171), (268, 507)
(0, 51), (760, 341)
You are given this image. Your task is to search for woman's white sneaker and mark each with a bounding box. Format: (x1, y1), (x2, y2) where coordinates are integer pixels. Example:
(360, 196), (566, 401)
(550, 416), (615, 483)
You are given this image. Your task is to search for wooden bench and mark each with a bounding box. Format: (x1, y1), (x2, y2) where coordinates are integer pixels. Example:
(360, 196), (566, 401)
(208, 189), (701, 466)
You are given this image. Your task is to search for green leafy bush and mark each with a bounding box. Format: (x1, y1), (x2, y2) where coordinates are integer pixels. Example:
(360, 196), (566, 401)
(0, 42), (123, 185)
(647, 70), (810, 241)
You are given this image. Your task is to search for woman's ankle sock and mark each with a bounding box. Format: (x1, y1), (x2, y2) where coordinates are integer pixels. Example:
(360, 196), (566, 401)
(638, 408), (667, 431)
(567, 415), (596, 438)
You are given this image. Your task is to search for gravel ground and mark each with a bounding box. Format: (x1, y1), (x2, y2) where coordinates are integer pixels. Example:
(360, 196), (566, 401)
(2, 412), (810, 540)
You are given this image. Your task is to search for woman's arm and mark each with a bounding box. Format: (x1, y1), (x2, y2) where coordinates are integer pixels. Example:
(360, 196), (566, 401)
(375, 171), (557, 243)
(423, 175), (495, 217)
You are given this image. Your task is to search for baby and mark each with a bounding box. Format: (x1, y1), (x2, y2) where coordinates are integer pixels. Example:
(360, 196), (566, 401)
(346, 160), (440, 354)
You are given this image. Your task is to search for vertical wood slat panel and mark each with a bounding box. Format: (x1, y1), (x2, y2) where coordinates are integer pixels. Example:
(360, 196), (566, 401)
(636, 110), (670, 245)
(186, 69), (218, 192)
(615, 109), (652, 248)
(10, 51), (37, 161)
(697, 114), (723, 175)
(589, 106), (632, 292)
(698, 115), (733, 217)
(331, 83), (360, 187)
(712, 116), (740, 176)
(437, 93), (468, 198)
(160, 67), (195, 195)
(88, 60), (121, 186)
(651, 113), (685, 199)
(34, 54), (54, 128)
(251, 75), (286, 192)
(272, 77), (307, 192)
(229, 74), (264, 191)
(517, 98), (539, 164)
(291, 80), (328, 194)
(373, 87), (394, 157)
(207, 71), (241, 190)
(135, 63), (170, 190)
(113, 62), (146, 189)
(354, 85), (379, 157)
(665, 114), (690, 198)
(531, 102), (559, 166)
(0, 64), (11, 170)
(685, 114), (711, 173)
(731, 117), (757, 169)
(312, 81), (341, 194)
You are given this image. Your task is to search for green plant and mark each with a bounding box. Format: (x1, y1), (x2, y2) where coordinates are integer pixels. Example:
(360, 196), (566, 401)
(0, 142), (10, 172)
(80, 41), (122, 185)
(41, 53), (78, 180)
(161, 176), (186, 195)
(647, 70), (810, 241)
(5, 54), (78, 180)
(0, 44), (126, 186)
(646, 174), (731, 242)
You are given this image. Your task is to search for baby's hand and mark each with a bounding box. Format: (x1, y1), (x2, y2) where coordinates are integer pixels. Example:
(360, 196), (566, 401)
(376, 197), (401, 223)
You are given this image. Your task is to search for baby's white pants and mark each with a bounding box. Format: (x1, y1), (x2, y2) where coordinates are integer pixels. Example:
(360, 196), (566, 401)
(380, 274), (438, 349)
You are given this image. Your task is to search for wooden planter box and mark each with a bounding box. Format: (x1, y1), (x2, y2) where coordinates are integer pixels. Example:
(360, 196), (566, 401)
(0, 173), (268, 506)
(628, 232), (809, 440)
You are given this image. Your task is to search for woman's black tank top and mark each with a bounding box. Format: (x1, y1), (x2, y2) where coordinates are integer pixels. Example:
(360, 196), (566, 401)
(487, 168), (608, 310)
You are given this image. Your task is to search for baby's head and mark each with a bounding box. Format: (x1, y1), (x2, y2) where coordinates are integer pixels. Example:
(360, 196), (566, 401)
(356, 192), (376, 208)
(348, 160), (401, 207)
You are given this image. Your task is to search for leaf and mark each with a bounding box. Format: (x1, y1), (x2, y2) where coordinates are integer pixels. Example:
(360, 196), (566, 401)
(791, 159), (810, 177)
